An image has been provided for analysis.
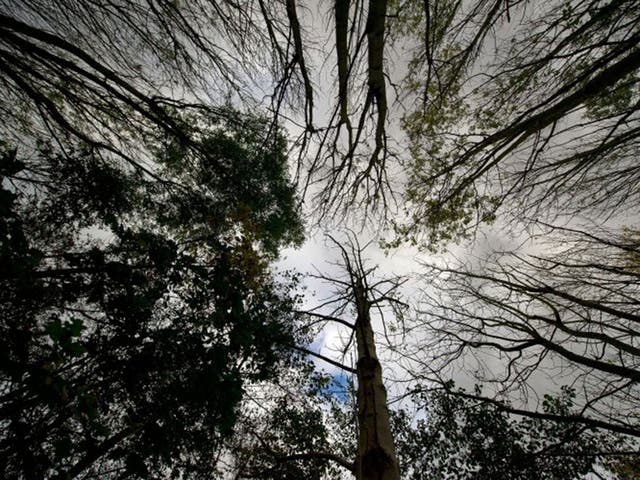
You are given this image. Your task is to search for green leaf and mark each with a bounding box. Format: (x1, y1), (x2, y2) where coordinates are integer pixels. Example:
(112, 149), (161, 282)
(47, 319), (64, 343)
(69, 318), (84, 337)
(54, 437), (73, 460)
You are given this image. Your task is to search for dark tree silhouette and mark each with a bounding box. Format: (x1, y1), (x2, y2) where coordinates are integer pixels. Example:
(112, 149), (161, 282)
(404, 223), (640, 439)
(0, 111), (303, 479)
(393, 386), (622, 479)
(395, 0), (640, 247)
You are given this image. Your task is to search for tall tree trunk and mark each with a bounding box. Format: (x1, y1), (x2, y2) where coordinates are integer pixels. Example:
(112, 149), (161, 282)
(353, 278), (400, 480)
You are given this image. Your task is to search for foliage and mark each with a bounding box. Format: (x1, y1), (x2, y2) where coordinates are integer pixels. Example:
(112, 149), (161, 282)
(393, 386), (618, 479)
(393, 0), (640, 249)
(0, 113), (302, 479)
(4, 0), (640, 477)
(223, 365), (350, 479)
(155, 110), (304, 256)
(382, 1), (640, 466)
(0, 0), (304, 183)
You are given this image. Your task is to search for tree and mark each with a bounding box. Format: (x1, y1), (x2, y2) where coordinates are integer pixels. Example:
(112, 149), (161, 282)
(402, 222), (640, 439)
(222, 283), (624, 480)
(222, 361), (352, 479)
(8, 0), (634, 231)
(0, 109), (304, 479)
(0, 3), (316, 478)
(302, 0), (398, 218)
(224, 0), (640, 227)
(393, 0), (640, 247)
(218, 230), (636, 479)
(323, 236), (401, 480)
(363, 0), (640, 462)
(225, 234), (404, 480)
(0, 0), (314, 188)
(393, 386), (623, 479)
(5, 0), (640, 476)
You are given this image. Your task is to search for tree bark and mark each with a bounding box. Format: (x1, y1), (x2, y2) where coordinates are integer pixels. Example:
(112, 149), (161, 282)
(353, 278), (400, 480)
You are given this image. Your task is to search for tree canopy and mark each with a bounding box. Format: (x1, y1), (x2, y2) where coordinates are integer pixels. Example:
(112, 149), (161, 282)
(394, 0), (640, 247)
(406, 223), (640, 439)
(2, 0), (640, 478)
(393, 386), (622, 479)
(0, 110), (304, 478)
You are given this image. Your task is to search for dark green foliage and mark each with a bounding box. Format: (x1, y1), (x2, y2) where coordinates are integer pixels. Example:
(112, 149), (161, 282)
(227, 365), (342, 479)
(156, 110), (304, 257)
(260, 398), (331, 480)
(392, 386), (616, 480)
(0, 115), (303, 479)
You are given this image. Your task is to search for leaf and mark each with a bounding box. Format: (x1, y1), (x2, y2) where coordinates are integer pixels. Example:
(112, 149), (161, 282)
(54, 437), (73, 460)
(69, 318), (84, 337)
(47, 318), (64, 343)
(69, 342), (87, 357)
(125, 453), (148, 476)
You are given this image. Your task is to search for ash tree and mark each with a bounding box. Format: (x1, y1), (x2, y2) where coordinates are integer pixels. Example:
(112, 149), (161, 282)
(0, 0), (314, 186)
(394, 0), (640, 247)
(224, 235), (404, 480)
(220, 253), (618, 480)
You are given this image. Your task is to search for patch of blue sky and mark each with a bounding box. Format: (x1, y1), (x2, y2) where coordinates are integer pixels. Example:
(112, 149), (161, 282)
(322, 372), (351, 403)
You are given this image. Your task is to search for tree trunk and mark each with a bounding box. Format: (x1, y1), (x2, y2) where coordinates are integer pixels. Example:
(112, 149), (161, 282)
(353, 279), (400, 480)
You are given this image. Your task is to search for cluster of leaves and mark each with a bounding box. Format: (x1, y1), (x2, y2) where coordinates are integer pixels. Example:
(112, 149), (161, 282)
(393, 0), (640, 249)
(0, 110), (303, 479)
(157, 110), (304, 257)
(392, 386), (618, 479)
(224, 365), (348, 479)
